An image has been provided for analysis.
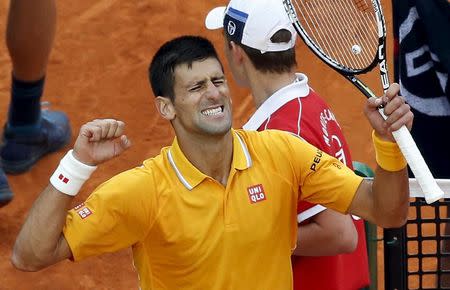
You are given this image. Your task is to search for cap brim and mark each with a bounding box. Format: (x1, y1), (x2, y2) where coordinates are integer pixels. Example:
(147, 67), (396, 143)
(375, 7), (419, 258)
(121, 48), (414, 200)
(205, 6), (226, 30)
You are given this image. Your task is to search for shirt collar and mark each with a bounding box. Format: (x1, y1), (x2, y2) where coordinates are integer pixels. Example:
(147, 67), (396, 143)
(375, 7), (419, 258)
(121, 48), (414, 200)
(167, 129), (252, 190)
(243, 73), (310, 130)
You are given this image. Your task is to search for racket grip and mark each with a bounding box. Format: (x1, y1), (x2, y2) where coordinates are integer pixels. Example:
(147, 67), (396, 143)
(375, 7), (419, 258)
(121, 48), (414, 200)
(392, 126), (444, 203)
(378, 108), (444, 203)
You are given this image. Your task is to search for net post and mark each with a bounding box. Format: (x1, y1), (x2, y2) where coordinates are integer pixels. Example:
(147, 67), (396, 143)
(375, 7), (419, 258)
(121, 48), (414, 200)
(384, 227), (408, 289)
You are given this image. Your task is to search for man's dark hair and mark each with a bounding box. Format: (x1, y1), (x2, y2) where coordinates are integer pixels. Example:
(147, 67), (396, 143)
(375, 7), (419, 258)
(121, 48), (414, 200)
(149, 35), (223, 101)
(226, 29), (296, 73)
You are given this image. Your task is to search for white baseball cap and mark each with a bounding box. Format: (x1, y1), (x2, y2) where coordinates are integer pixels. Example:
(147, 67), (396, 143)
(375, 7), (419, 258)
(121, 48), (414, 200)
(205, 0), (297, 53)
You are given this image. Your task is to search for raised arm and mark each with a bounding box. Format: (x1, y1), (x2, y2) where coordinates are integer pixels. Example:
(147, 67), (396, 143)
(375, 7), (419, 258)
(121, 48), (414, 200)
(11, 119), (131, 271)
(348, 83), (413, 228)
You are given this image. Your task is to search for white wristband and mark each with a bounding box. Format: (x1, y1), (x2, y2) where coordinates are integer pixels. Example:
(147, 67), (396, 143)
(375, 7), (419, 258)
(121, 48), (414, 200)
(50, 150), (97, 196)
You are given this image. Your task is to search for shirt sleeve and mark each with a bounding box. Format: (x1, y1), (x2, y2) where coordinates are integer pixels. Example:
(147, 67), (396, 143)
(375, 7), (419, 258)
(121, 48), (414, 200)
(63, 166), (158, 261)
(284, 132), (363, 214)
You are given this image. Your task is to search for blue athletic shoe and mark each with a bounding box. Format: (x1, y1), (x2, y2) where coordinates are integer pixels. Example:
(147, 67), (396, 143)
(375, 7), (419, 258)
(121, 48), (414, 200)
(0, 168), (13, 207)
(0, 110), (71, 174)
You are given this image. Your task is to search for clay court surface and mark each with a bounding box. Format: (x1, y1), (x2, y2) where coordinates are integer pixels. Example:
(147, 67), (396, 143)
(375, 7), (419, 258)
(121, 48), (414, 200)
(0, 0), (401, 289)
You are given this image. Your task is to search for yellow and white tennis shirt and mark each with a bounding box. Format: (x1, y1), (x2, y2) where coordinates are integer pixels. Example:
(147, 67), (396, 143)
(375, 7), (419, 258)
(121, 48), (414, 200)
(63, 129), (362, 290)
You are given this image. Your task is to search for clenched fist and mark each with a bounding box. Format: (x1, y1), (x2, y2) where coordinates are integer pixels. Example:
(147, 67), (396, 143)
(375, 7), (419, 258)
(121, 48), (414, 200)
(72, 119), (132, 166)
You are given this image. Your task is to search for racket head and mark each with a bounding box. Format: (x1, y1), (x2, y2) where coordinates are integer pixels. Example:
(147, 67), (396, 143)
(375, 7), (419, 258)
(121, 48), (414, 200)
(283, 0), (386, 76)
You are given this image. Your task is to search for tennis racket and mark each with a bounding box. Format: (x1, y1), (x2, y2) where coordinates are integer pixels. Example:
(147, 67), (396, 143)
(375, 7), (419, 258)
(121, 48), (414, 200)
(282, 0), (444, 204)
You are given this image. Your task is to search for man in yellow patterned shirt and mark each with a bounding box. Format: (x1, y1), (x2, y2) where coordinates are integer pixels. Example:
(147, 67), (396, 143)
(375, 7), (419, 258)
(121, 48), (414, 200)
(12, 36), (413, 290)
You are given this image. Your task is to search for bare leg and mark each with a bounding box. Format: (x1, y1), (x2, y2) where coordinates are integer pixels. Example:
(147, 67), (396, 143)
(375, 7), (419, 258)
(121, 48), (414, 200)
(7, 0), (56, 81)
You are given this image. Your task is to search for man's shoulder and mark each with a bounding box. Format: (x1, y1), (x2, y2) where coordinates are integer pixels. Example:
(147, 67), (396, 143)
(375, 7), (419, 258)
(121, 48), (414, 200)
(141, 146), (170, 169)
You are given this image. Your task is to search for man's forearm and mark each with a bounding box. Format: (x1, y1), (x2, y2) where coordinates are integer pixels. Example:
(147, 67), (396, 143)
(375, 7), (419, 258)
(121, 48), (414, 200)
(12, 184), (73, 271)
(371, 166), (410, 228)
(349, 166), (409, 228)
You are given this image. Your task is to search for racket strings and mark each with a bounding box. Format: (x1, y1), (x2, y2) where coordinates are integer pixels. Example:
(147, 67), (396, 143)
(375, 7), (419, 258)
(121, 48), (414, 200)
(352, 0), (371, 12)
(293, 0), (379, 70)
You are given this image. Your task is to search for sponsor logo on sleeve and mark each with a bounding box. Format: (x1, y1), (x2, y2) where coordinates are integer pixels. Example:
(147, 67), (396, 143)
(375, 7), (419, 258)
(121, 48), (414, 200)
(310, 149), (323, 171)
(332, 162), (342, 170)
(247, 184), (267, 204)
(77, 207), (92, 219)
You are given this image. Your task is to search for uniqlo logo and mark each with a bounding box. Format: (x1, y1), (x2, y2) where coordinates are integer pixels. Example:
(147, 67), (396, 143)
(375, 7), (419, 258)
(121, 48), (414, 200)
(58, 174), (69, 184)
(247, 184), (267, 204)
(77, 207), (92, 219)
